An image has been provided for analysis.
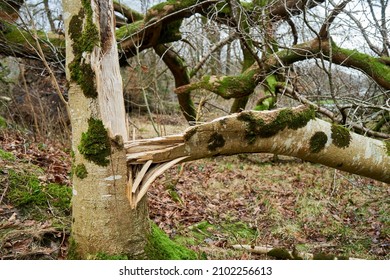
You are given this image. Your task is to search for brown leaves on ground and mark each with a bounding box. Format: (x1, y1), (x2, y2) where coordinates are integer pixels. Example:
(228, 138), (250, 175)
(0, 129), (71, 186)
(148, 154), (389, 259)
(1, 128), (389, 259)
(0, 206), (68, 259)
(1, 129), (71, 259)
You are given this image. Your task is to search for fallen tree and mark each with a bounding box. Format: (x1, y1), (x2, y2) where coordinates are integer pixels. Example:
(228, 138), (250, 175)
(126, 105), (390, 208)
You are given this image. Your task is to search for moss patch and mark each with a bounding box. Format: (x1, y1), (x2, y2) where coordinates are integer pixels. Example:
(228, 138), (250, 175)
(207, 132), (226, 151)
(309, 131), (328, 153)
(331, 124), (351, 149)
(145, 223), (197, 260)
(78, 118), (111, 166)
(0, 148), (15, 161)
(74, 163), (88, 179)
(384, 140), (390, 156)
(68, 2), (100, 98)
(69, 60), (97, 98)
(238, 107), (316, 144)
(237, 111), (265, 143)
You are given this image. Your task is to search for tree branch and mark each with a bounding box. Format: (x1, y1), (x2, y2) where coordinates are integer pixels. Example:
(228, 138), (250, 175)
(319, 0), (352, 39)
(125, 105), (390, 183)
(113, 0), (144, 24)
(154, 44), (197, 123)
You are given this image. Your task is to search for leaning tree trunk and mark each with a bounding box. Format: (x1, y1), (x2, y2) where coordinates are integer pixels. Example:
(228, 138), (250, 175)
(63, 0), (149, 258)
(126, 105), (389, 207)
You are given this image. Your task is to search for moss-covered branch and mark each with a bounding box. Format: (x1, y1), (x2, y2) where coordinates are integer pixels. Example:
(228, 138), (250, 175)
(0, 21), (65, 61)
(176, 37), (390, 104)
(329, 44), (390, 89)
(113, 0), (144, 25)
(117, 0), (219, 57)
(125, 106), (390, 183)
(175, 68), (258, 99)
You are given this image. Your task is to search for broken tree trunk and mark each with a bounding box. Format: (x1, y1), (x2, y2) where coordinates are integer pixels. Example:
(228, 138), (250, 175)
(64, 0), (149, 258)
(126, 106), (389, 207)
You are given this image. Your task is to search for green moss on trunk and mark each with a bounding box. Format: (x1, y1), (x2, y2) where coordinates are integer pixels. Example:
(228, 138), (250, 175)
(310, 131), (328, 153)
(78, 118), (111, 166)
(331, 124), (351, 149)
(68, 2), (100, 98)
(74, 163), (88, 179)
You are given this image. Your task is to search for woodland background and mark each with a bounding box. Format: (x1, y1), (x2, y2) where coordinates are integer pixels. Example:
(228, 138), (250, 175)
(0, 0), (389, 259)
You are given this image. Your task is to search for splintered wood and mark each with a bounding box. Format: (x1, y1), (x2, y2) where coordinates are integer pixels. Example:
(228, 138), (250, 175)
(125, 134), (189, 208)
(125, 134), (185, 164)
(126, 156), (188, 209)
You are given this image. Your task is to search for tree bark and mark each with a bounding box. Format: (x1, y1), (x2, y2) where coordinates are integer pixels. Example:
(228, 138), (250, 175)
(175, 38), (390, 100)
(125, 106), (390, 185)
(63, 0), (149, 259)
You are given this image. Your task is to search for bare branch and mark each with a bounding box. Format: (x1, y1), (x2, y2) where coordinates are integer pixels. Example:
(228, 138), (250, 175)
(319, 0), (352, 39)
(190, 33), (238, 77)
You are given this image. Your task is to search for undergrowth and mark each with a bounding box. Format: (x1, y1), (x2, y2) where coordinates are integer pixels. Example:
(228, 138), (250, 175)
(6, 168), (71, 220)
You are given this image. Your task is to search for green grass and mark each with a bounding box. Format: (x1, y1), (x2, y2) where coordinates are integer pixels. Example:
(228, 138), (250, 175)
(6, 168), (71, 220)
(0, 148), (15, 161)
(146, 223), (198, 260)
(150, 154), (389, 259)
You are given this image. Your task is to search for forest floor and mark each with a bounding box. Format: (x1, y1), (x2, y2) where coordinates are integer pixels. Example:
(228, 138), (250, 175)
(0, 114), (389, 260)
